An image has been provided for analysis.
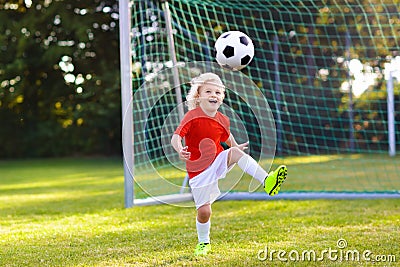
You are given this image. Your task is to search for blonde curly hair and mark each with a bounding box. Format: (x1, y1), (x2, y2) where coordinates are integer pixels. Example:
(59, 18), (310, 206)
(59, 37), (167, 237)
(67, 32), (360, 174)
(186, 72), (225, 110)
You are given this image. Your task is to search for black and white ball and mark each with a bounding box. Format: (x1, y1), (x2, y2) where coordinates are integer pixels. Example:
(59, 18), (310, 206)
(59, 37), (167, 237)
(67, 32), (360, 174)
(214, 31), (254, 71)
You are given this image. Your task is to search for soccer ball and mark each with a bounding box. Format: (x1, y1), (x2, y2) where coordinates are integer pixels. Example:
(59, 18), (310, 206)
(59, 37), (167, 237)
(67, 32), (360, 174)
(214, 31), (254, 71)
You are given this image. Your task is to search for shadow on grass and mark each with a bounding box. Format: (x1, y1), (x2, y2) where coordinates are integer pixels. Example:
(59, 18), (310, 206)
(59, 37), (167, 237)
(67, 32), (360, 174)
(0, 158), (125, 216)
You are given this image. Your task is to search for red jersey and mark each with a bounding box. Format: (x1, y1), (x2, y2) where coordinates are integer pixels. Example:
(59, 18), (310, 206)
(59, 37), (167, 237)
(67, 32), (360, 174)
(174, 107), (230, 178)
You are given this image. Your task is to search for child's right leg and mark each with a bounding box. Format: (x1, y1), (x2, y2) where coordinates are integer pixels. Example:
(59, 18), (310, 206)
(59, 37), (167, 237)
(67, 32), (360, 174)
(194, 204), (212, 256)
(197, 203), (211, 223)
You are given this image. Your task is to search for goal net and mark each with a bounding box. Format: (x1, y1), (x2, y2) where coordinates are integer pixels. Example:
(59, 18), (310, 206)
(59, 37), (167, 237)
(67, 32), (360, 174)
(122, 0), (400, 206)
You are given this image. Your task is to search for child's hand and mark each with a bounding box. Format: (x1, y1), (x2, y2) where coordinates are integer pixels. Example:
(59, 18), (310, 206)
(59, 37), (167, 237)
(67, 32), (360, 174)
(237, 141), (249, 151)
(179, 146), (191, 161)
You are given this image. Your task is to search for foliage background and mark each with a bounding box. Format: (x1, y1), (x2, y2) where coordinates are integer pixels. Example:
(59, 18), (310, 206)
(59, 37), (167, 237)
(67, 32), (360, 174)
(0, 0), (399, 159)
(0, 0), (121, 158)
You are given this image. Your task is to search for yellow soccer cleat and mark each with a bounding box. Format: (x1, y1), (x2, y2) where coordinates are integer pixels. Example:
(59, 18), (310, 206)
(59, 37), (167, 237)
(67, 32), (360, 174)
(194, 243), (211, 256)
(264, 165), (287, 196)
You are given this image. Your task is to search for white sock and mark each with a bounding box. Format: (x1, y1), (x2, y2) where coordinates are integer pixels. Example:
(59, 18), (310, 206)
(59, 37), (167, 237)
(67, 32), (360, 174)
(196, 219), (210, 243)
(237, 154), (267, 184)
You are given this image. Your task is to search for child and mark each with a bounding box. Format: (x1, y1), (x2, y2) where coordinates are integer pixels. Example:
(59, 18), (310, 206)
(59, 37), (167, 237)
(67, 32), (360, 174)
(171, 72), (287, 256)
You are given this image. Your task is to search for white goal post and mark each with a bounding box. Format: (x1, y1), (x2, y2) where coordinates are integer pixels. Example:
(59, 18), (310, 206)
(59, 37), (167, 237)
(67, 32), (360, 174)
(119, 0), (134, 208)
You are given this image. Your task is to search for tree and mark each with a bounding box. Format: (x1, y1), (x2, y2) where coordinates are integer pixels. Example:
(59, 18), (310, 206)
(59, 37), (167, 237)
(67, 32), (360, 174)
(0, 0), (121, 157)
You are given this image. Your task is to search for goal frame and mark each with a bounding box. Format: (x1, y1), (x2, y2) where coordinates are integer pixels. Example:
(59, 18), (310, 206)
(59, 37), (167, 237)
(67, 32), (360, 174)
(119, 0), (400, 208)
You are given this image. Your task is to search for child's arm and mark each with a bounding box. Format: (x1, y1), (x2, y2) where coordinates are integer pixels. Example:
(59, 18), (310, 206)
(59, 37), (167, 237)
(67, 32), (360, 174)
(226, 133), (248, 151)
(171, 134), (191, 161)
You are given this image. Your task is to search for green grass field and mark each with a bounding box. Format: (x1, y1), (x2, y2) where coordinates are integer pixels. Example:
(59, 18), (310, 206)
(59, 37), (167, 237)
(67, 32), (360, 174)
(0, 157), (399, 266)
(136, 154), (400, 198)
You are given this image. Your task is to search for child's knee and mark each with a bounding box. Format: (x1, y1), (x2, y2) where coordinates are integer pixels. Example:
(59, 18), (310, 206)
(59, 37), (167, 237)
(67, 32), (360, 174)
(228, 147), (245, 164)
(197, 204), (211, 222)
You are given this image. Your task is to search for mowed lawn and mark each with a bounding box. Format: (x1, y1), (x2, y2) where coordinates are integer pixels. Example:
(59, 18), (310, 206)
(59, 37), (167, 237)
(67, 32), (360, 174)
(0, 158), (399, 266)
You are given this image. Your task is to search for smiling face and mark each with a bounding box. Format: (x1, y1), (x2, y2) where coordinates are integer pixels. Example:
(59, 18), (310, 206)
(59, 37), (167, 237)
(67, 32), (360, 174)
(197, 83), (225, 117)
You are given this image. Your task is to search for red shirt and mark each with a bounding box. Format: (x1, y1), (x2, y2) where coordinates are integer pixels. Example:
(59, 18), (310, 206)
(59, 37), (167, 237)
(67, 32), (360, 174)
(174, 107), (230, 178)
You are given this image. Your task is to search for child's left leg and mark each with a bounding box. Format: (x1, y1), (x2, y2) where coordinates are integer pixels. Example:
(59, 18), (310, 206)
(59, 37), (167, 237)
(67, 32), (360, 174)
(227, 147), (267, 183)
(227, 147), (287, 195)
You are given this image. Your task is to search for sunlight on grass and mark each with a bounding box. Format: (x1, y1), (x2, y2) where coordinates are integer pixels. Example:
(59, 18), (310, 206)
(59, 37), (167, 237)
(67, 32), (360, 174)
(134, 154), (400, 197)
(0, 158), (399, 266)
(269, 154), (362, 165)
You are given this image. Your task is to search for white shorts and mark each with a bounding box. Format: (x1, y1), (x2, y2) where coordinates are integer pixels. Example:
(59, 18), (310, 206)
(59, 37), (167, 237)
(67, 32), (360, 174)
(189, 149), (233, 209)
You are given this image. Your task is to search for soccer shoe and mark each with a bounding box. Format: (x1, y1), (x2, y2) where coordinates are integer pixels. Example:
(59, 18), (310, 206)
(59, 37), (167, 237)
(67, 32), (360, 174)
(194, 243), (211, 256)
(264, 165), (287, 196)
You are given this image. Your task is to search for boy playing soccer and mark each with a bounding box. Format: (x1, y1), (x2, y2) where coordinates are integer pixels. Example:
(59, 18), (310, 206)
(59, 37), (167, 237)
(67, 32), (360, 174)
(171, 72), (287, 256)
